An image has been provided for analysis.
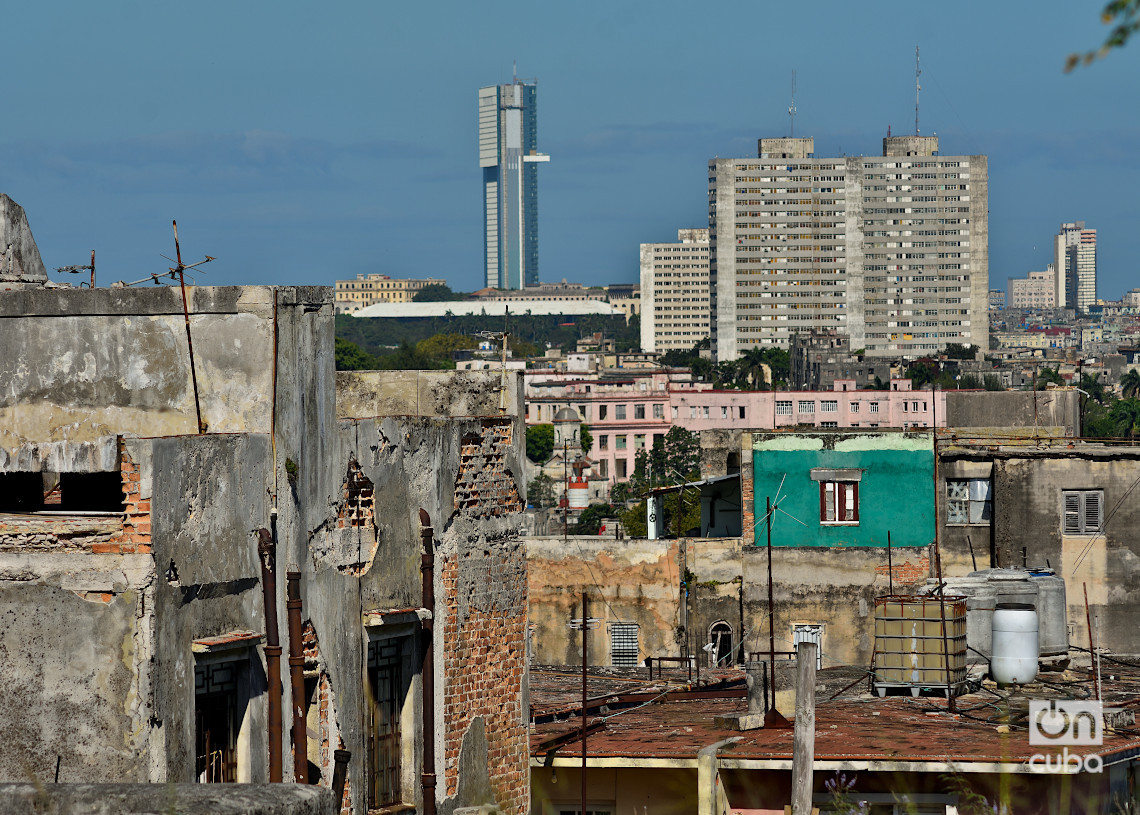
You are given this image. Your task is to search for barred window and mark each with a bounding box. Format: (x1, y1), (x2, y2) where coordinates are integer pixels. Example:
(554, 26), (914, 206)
(609, 623), (639, 667)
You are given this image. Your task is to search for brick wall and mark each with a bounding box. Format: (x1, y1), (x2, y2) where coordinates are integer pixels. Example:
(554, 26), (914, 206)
(97, 441), (152, 555)
(874, 553), (932, 590)
(441, 419), (528, 815)
(301, 621), (350, 815)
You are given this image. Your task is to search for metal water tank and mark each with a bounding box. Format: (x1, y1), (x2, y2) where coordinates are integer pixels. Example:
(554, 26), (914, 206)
(567, 478), (589, 510)
(1029, 572), (1069, 658)
(991, 603), (1039, 685)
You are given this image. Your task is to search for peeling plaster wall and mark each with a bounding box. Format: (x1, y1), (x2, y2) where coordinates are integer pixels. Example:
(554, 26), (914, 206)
(0, 554), (154, 783)
(150, 433), (271, 784)
(0, 286), (289, 470)
(525, 536), (682, 667)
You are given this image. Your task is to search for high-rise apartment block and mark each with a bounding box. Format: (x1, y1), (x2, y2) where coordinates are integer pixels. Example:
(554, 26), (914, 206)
(709, 135), (988, 359)
(478, 79), (549, 290)
(640, 228), (711, 353)
(1009, 266), (1056, 309)
(1054, 221), (1096, 312)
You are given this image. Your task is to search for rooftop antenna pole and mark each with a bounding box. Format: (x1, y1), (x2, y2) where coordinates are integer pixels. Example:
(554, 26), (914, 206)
(788, 70), (797, 138)
(915, 46), (922, 136)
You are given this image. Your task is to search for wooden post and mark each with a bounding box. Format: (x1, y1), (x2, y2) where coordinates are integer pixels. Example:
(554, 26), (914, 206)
(790, 641), (817, 815)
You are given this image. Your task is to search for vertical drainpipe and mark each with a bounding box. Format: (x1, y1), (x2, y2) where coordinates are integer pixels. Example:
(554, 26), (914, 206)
(418, 509), (437, 815)
(258, 526), (283, 782)
(286, 569), (309, 783)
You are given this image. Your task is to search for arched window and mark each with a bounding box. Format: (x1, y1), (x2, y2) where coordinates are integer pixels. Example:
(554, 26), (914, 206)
(726, 452), (740, 475)
(708, 621), (734, 668)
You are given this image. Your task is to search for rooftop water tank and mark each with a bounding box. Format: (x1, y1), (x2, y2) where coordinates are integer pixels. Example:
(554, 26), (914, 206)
(991, 603), (1039, 685)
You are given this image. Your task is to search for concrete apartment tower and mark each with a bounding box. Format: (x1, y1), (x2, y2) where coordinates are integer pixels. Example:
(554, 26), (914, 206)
(479, 76), (549, 290)
(1054, 221), (1096, 311)
(709, 134), (988, 360)
(639, 228), (711, 353)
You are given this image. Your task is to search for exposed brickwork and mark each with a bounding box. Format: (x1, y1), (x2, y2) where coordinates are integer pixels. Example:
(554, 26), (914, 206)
(441, 546), (529, 815)
(875, 554), (932, 589)
(741, 453), (755, 544)
(337, 460), (375, 531)
(104, 442), (152, 555)
(453, 421), (522, 518)
(442, 419), (528, 815)
(301, 621), (349, 813)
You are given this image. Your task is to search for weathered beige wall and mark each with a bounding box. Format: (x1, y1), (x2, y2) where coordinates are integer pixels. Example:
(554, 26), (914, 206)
(526, 536), (681, 666)
(337, 370), (522, 419)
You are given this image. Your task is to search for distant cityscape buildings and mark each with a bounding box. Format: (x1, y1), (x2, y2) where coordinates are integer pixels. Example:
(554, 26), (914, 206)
(708, 134), (989, 360)
(639, 228), (711, 353)
(478, 77), (548, 291)
(334, 273), (446, 314)
(1009, 265), (1056, 309)
(1055, 221), (1097, 312)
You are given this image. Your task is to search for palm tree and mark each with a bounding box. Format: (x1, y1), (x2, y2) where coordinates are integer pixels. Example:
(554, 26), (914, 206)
(1111, 398), (1140, 443)
(738, 347), (769, 390)
(1121, 369), (1140, 399)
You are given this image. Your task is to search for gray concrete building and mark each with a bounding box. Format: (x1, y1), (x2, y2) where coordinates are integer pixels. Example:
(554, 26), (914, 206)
(1009, 265), (1056, 309)
(0, 283), (529, 815)
(639, 228), (710, 353)
(1054, 221), (1097, 312)
(709, 135), (988, 360)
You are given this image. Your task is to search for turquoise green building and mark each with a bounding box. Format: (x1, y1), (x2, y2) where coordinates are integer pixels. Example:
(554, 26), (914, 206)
(751, 430), (935, 548)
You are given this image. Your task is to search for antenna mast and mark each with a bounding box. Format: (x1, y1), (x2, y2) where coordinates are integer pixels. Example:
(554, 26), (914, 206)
(788, 70), (797, 137)
(915, 46), (922, 136)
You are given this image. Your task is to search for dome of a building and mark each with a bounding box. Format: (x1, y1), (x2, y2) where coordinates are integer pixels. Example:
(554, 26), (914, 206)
(553, 407), (581, 423)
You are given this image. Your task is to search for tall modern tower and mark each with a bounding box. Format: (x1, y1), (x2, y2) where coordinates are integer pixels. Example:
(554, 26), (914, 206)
(1054, 221), (1096, 312)
(479, 78), (549, 290)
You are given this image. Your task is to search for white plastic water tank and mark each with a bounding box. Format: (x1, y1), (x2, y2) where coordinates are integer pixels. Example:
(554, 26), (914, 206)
(567, 479), (589, 510)
(991, 603), (1039, 685)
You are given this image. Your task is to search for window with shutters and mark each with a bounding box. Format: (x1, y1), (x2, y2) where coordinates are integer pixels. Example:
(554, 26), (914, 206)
(947, 478), (992, 525)
(609, 623), (639, 667)
(819, 481), (859, 524)
(1063, 490), (1103, 535)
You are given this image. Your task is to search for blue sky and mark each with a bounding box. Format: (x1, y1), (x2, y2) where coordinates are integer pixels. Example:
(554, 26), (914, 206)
(6, 1), (1139, 298)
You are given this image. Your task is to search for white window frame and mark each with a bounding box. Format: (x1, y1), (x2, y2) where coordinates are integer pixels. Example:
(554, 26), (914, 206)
(821, 400), (838, 413)
(776, 400), (793, 416)
(798, 400), (816, 414)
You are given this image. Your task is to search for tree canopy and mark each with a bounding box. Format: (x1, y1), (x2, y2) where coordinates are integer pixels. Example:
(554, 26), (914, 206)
(412, 284), (462, 302)
(525, 424), (554, 463)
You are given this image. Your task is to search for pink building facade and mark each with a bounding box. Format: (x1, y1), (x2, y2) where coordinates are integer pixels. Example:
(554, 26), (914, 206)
(525, 371), (947, 485)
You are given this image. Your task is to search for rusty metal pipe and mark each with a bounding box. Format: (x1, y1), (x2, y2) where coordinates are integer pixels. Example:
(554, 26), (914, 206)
(286, 569), (308, 783)
(331, 749), (351, 809)
(258, 525), (283, 782)
(418, 509), (437, 815)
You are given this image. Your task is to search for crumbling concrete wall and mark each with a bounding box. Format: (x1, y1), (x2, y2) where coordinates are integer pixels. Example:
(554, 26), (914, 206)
(944, 390), (1080, 436)
(0, 783), (335, 815)
(0, 286), (319, 468)
(149, 433), (272, 783)
(0, 194), (47, 285)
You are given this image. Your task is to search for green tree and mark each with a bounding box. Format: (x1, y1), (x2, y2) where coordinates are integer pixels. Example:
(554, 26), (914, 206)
(334, 337), (377, 371)
(983, 374), (1004, 391)
(1080, 372), (1107, 405)
(415, 333), (475, 362)
(906, 360), (939, 388)
(958, 373), (981, 389)
(1035, 367), (1066, 390)
(574, 502), (615, 535)
(1066, 0), (1140, 70)
(412, 283), (460, 302)
(616, 492), (698, 538)
(760, 347), (790, 386)
(375, 340), (448, 370)
(1121, 369), (1140, 399)
(1083, 399), (1117, 438)
(1111, 398), (1140, 441)
(525, 424), (554, 463)
(527, 473), (556, 508)
(942, 343), (979, 360)
(609, 480), (635, 505)
(738, 348), (770, 390)
(579, 424), (593, 455)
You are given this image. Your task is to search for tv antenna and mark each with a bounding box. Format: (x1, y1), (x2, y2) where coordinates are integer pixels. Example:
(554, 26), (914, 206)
(788, 70), (797, 138)
(915, 46), (922, 136)
(56, 251), (96, 288)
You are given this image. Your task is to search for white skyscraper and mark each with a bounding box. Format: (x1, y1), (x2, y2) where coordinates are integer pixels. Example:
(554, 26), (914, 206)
(1054, 221), (1096, 312)
(478, 79), (549, 290)
(709, 134), (988, 359)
